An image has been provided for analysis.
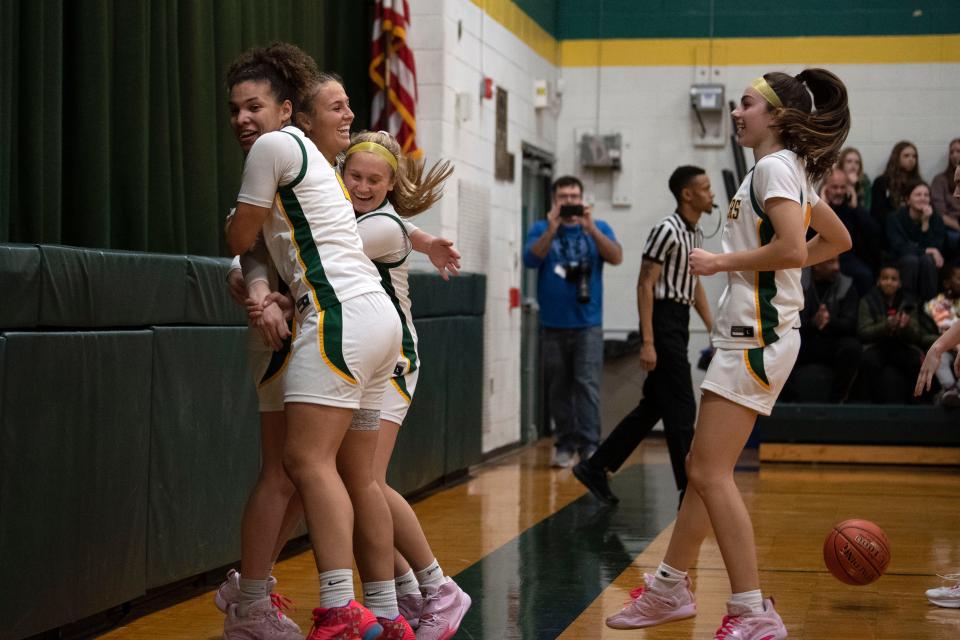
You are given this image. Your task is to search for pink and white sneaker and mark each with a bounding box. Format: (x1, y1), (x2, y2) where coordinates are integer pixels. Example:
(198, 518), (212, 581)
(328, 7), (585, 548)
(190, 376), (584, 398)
(397, 592), (424, 629)
(416, 578), (472, 640)
(714, 598), (788, 640)
(215, 569), (279, 612)
(223, 598), (303, 640)
(605, 573), (696, 629)
(926, 573), (960, 608)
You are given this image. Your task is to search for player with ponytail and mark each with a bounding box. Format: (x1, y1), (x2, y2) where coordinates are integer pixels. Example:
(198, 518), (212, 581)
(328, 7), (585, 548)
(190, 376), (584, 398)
(606, 69), (852, 640)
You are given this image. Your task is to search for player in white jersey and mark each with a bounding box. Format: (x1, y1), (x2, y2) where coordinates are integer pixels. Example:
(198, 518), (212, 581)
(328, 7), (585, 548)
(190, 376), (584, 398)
(606, 69), (852, 640)
(223, 44), (413, 640)
(339, 130), (472, 638)
(216, 70), (356, 638)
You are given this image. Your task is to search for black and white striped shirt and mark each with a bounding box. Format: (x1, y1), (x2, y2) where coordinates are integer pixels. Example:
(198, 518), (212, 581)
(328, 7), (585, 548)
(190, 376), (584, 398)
(642, 211), (703, 305)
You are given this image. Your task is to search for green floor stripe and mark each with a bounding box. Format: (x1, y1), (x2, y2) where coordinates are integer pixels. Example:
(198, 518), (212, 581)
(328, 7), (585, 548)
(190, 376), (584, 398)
(452, 462), (679, 639)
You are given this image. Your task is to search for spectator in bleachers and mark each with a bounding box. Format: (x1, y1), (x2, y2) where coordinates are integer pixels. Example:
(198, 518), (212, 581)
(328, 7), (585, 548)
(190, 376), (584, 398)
(931, 138), (960, 257)
(922, 262), (960, 406)
(856, 264), (935, 403)
(871, 141), (921, 232)
(784, 256), (861, 403)
(838, 147), (872, 211)
(886, 180), (945, 300)
(822, 167), (880, 294)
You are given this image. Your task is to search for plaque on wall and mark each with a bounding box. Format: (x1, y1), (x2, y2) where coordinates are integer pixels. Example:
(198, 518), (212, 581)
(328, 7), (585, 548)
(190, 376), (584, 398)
(495, 86), (515, 182)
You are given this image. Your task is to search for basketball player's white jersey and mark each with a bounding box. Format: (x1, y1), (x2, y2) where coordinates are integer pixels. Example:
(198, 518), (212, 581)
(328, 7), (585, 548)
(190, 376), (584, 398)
(355, 201), (419, 377)
(237, 126), (383, 312)
(712, 149), (818, 349)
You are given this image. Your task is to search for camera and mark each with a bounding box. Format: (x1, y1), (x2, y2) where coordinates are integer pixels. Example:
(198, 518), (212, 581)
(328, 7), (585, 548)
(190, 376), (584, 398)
(565, 261), (592, 304)
(559, 204), (583, 219)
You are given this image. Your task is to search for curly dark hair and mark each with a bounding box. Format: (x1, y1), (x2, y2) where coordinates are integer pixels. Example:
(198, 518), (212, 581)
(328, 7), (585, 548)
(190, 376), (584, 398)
(764, 68), (851, 184)
(225, 42), (319, 115)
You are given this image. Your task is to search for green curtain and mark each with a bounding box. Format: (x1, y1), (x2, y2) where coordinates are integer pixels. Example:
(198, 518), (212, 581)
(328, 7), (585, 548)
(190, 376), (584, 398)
(0, 0), (373, 256)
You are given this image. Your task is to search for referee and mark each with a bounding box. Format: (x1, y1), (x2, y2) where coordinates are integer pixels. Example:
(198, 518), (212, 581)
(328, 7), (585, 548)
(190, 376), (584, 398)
(573, 166), (715, 504)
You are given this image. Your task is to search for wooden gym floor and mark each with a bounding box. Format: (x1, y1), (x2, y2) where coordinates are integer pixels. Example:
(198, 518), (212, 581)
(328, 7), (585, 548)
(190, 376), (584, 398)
(93, 438), (960, 639)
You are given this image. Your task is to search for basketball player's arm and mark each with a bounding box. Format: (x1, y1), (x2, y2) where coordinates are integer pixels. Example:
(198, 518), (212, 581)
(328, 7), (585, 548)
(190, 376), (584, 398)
(804, 200), (853, 267)
(227, 203), (270, 256)
(693, 279), (713, 334)
(637, 259), (660, 371)
(409, 229), (461, 280)
(690, 198), (807, 275)
(916, 322), (960, 395)
(240, 243), (290, 351)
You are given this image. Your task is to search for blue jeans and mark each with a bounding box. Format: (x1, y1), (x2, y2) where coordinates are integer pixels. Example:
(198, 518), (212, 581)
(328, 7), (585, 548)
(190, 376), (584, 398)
(541, 325), (603, 455)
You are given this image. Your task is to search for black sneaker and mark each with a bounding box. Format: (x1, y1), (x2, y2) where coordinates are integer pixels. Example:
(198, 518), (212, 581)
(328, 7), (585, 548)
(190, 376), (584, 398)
(572, 460), (619, 505)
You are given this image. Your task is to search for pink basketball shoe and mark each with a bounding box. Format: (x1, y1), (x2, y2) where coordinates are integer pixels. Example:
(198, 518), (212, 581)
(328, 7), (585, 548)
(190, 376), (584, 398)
(375, 614), (416, 639)
(396, 591), (423, 629)
(223, 598), (303, 640)
(416, 578), (472, 640)
(308, 600), (382, 640)
(713, 598), (788, 640)
(605, 573), (696, 629)
(214, 569), (279, 612)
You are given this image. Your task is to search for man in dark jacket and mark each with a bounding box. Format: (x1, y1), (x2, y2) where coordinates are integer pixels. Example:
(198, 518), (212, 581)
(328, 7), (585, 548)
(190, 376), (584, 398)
(785, 256), (861, 402)
(823, 168), (880, 295)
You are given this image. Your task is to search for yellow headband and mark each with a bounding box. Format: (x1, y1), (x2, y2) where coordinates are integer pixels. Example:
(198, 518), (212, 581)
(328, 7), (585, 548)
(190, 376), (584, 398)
(751, 77), (782, 108)
(346, 141), (398, 171)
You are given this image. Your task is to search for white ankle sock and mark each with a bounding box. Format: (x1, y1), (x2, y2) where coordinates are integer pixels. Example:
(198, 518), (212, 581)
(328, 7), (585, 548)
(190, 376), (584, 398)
(237, 577), (270, 615)
(363, 580), (399, 620)
(415, 559), (445, 589)
(395, 569), (421, 597)
(729, 589), (764, 614)
(319, 569), (354, 609)
(652, 561), (687, 591)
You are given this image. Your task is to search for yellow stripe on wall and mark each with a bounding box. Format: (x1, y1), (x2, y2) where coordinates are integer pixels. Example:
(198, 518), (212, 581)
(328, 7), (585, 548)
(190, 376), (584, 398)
(560, 34), (960, 67)
(469, 0), (559, 65)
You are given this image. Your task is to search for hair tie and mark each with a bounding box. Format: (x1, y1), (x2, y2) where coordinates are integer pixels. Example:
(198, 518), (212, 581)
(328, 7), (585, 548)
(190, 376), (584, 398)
(751, 77), (782, 108)
(346, 141), (398, 171)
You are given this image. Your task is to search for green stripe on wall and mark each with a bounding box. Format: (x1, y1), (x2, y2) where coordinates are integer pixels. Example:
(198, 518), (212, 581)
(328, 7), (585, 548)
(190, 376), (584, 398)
(474, 1), (960, 66)
(556, 1), (960, 40)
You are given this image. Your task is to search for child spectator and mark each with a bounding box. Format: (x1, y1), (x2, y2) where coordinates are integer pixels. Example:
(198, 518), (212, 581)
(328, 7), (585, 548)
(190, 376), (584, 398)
(856, 264), (936, 403)
(886, 180), (946, 301)
(923, 263), (960, 406)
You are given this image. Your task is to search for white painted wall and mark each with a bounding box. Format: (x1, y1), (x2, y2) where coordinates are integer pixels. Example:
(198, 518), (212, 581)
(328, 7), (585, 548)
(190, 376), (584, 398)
(409, 0), (960, 451)
(556, 62), (960, 338)
(409, 0), (559, 453)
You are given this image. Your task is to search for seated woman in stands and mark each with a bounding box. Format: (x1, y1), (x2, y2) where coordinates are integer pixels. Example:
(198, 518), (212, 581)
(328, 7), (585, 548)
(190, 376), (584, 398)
(886, 180), (946, 301)
(871, 141), (921, 240)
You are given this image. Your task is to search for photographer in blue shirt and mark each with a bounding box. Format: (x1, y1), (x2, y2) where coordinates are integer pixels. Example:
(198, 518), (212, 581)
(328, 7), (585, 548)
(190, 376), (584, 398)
(524, 175), (622, 467)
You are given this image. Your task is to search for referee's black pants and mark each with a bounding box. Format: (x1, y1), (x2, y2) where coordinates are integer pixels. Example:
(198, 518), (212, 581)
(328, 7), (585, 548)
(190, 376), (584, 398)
(588, 300), (696, 491)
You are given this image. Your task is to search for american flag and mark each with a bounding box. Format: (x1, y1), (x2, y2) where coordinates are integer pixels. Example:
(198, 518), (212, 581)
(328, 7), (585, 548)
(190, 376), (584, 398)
(369, 0), (421, 158)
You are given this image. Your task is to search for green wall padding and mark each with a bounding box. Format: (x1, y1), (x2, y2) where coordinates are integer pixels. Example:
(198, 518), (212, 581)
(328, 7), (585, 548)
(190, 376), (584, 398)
(409, 272), (486, 319)
(0, 244), (40, 329)
(38, 246), (187, 327)
(0, 331), (152, 640)
(146, 326), (260, 588)
(184, 256), (247, 326)
(388, 316), (485, 494)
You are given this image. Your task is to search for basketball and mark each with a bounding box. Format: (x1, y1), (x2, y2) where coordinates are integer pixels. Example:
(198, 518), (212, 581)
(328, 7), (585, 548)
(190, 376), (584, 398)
(822, 519), (891, 585)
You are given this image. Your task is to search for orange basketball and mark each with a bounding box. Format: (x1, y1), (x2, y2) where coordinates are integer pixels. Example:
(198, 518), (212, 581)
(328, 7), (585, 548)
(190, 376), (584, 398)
(822, 519), (891, 585)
